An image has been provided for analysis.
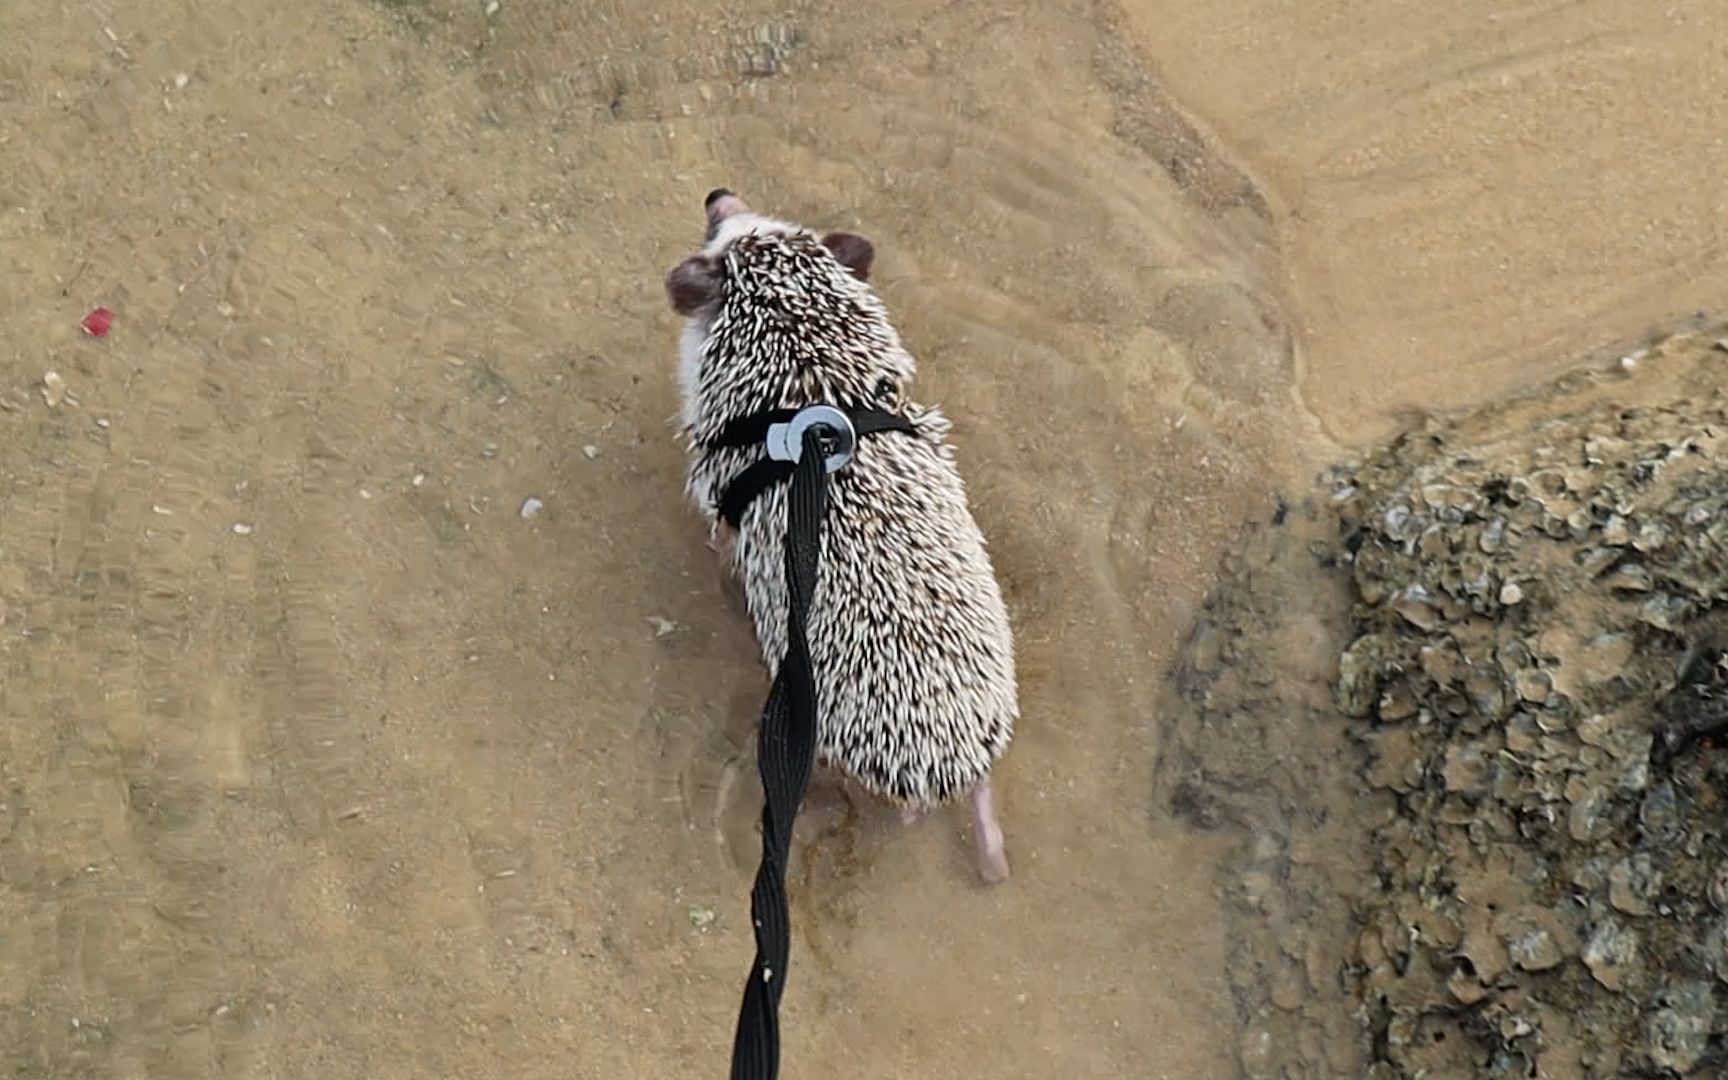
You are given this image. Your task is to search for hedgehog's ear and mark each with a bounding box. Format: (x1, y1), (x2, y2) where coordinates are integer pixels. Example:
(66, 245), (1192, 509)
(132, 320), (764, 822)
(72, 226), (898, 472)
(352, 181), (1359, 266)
(666, 255), (721, 315)
(821, 231), (874, 282)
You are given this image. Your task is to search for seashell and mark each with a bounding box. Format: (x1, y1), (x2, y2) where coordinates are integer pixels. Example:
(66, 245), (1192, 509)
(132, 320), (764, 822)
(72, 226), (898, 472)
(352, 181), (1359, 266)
(1568, 787), (1614, 842)
(1639, 782), (1681, 844)
(1646, 980), (1715, 1074)
(1514, 669), (1552, 704)
(1336, 634), (1387, 718)
(1478, 516), (1508, 553)
(1381, 503), (1424, 544)
(1608, 854), (1661, 917)
(1508, 925), (1566, 971)
(1579, 546), (1621, 577)
(1632, 521), (1671, 553)
(1582, 918), (1640, 991)
(1639, 593), (1691, 631)
(1605, 564), (1653, 592)
(1390, 587), (1442, 631)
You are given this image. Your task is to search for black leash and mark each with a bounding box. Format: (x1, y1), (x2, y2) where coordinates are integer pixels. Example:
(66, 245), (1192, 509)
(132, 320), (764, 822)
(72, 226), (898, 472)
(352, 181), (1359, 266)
(714, 404), (915, 1080)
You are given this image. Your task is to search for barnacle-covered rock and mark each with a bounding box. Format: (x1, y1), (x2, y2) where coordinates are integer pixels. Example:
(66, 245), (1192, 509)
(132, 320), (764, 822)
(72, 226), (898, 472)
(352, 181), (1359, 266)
(1157, 324), (1728, 1079)
(1331, 327), (1728, 1077)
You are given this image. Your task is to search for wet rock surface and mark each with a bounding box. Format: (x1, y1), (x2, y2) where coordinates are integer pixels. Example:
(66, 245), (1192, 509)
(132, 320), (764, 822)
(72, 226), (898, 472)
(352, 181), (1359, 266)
(1158, 323), (1728, 1078)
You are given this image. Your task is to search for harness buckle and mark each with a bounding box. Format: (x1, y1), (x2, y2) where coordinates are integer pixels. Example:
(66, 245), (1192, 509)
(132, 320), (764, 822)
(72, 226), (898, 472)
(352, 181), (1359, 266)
(766, 405), (856, 473)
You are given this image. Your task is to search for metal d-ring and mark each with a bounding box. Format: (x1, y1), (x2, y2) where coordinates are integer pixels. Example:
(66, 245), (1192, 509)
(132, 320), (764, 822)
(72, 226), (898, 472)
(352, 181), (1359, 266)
(766, 404), (856, 473)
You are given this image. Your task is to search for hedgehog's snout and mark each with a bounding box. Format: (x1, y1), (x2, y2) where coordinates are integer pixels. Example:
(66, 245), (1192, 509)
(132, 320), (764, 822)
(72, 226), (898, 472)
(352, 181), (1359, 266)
(705, 188), (749, 239)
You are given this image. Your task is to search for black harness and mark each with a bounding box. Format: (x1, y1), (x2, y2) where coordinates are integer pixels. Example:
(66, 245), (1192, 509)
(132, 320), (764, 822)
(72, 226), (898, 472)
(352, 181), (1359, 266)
(705, 402), (916, 1080)
(707, 404), (917, 529)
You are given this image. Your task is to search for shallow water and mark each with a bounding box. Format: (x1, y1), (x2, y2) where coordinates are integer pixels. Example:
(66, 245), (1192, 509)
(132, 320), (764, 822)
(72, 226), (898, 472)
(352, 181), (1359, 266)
(1, 1), (1724, 1077)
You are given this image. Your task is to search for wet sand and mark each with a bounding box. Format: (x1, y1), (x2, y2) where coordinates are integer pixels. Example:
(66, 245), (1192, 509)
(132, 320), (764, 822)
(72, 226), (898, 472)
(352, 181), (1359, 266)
(0, 1), (1724, 1077)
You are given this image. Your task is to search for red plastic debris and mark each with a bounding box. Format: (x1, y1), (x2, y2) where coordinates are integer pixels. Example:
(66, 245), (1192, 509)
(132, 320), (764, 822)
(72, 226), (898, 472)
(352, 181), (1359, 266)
(80, 306), (113, 338)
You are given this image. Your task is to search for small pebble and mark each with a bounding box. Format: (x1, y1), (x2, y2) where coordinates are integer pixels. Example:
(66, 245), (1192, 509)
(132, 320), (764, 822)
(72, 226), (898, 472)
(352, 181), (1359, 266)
(1499, 581), (1524, 605)
(689, 907), (716, 932)
(172, 72), (190, 90)
(95, 418), (110, 429)
(582, 445), (599, 459)
(232, 522), (254, 536)
(648, 616), (676, 638)
(412, 472), (426, 487)
(520, 497), (544, 520)
(485, 0), (501, 14)
(41, 371), (67, 408)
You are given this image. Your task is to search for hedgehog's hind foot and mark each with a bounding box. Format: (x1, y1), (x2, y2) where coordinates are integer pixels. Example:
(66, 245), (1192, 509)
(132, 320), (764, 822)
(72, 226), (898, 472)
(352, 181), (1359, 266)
(970, 777), (1009, 885)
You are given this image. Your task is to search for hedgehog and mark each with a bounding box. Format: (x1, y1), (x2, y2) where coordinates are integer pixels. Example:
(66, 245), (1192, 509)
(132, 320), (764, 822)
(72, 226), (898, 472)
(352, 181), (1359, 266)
(664, 188), (1018, 884)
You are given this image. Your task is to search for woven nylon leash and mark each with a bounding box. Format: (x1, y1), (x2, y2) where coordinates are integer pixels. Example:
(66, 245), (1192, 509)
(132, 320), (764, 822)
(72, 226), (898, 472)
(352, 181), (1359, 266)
(711, 404), (915, 1080)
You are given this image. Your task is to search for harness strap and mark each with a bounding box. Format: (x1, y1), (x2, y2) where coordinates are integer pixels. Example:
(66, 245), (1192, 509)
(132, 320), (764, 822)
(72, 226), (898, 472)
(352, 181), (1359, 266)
(710, 406), (916, 529)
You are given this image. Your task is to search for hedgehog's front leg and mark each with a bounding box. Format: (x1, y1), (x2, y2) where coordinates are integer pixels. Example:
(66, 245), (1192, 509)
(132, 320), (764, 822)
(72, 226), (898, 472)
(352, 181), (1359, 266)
(970, 777), (1009, 884)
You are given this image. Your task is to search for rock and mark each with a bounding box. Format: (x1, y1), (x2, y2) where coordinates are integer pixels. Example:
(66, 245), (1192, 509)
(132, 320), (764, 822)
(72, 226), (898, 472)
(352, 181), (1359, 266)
(1175, 326), (1728, 1079)
(1237, 1024), (1275, 1080)
(1646, 980), (1715, 1074)
(41, 371), (67, 408)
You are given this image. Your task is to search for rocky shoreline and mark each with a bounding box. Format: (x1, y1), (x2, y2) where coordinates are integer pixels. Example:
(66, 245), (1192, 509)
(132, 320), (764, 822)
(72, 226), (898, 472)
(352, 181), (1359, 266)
(1160, 324), (1728, 1078)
